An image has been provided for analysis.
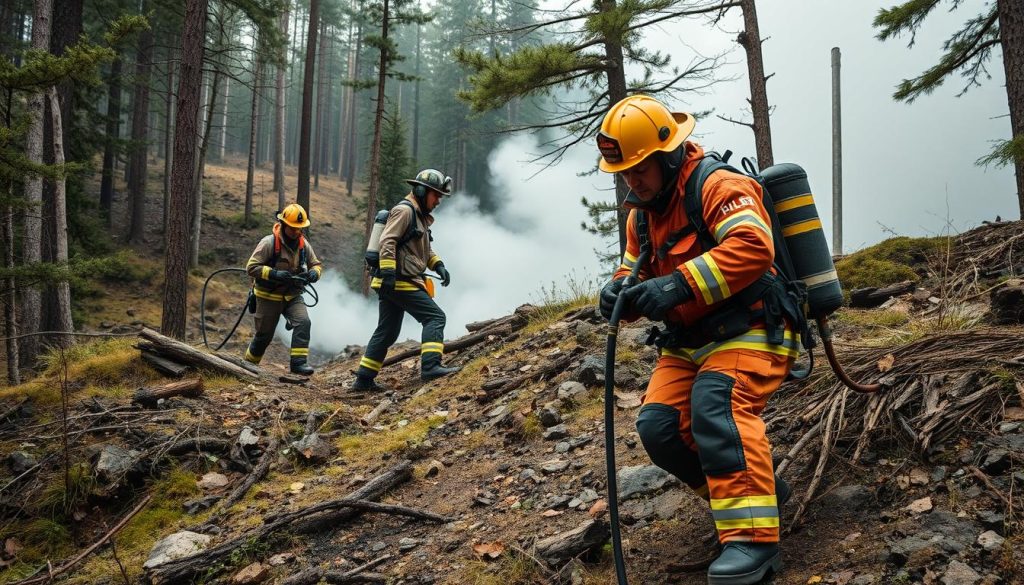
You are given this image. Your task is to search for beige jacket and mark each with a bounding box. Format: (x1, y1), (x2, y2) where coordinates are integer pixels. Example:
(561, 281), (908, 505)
(373, 194), (442, 291)
(246, 223), (323, 301)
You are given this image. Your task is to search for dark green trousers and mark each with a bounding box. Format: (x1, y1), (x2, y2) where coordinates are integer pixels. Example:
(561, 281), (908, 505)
(245, 296), (311, 367)
(357, 287), (446, 378)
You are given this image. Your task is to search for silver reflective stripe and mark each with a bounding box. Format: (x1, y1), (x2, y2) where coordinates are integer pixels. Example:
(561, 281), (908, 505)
(692, 256), (727, 303)
(802, 269), (839, 288)
(712, 506), (779, 522)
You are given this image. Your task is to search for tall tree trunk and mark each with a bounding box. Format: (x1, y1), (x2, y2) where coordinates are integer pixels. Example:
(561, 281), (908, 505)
(323, 29), (334, 175)
(365, 0), (389, 242)
(997, 0), (1024, 217)
(219, 76), (229, 161)
(297, 0), (319, 211)
(246, 48), (263, 226)
(274, 3), (289, 209)
(287, 4), (304, 165)
(313, 20), (327, 190)
(46, 88), (72, 348)
(164, 42), (176, 235)
(3, 89), (19, 385)
(345, 17), (363, 197)
(100, 57), (122, 226)
(339, 8), (355, 180)
(739, 0), (773, 168)
(128, 1), (154, 245)
(412, 20), (420, 164)
(191, 65), (222, 268)
(21, 0), (52, 366)
(162, 0), (208, 341)
(600, 0), (628, 255)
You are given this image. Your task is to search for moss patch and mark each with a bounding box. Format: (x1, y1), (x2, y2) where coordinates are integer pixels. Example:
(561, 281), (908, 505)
(836, 236), (945, 291)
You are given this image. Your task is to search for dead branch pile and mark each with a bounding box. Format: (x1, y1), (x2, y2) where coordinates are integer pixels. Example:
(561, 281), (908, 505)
(768, 327), (1024, 523)
(947, 220), (1024, 295)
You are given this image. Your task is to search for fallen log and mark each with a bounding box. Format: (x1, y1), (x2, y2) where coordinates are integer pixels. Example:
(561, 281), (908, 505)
(133, 378), (204, 407)
(138, 328), (259, 380)
(534, 519), (610, 567)
(140, 350), (191, 377)
(381, 325), (514, 367)
(360, 399), (392, 427)
(210, 436), (280, 516)
(146, 461), (418, 583)
(478, 350), (580, 403)
(213, 351), (263, 377)
(848, 280), (915, 308)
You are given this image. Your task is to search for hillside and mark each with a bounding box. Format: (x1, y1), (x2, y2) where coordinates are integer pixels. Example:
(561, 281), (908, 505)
(1, 164), (1023, 583)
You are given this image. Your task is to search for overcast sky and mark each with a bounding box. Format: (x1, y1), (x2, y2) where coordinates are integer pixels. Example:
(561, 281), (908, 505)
(640, 0), (1016, 251)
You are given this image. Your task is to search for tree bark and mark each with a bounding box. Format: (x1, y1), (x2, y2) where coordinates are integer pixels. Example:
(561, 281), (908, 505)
(132, 377), (204, 406)
(100, 57), (122, 226)
(245, 47), (263, 226)
(190, 65), (221, 268)
(313, 20), (327, 191)
(21, 0), (52, 366)
(345, 17), (363, 196)
(162, 0), (208, 340)
(219, 76), (229, 161)
(163, 42), (175, 235)
(3, 185), (19, 385)
(365, 0), (390, 253)
(274, 3), (290, 209)
(322, 28), (334, 176)
(739, 0), (773, 168)
(412, 20), (421, 163)
(46, 88), (73, 348)
(128, 0), (154, 245)
(140, 328), (260, 379)
(338, 8), (354, 179)
(297, 0), (319, 212)
(997, 0), (1024, 218)
(601, 0), (629, 256)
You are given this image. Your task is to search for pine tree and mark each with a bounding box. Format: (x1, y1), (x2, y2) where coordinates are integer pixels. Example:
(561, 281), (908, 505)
(875, 0), (1024, 217)
(378, 105), (411, 208)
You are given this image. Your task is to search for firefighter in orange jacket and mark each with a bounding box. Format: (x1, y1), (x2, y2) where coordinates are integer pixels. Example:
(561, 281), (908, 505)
(596, 95), (795, 585)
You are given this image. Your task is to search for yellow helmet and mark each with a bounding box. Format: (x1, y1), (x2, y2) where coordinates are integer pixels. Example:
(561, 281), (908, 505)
(596, 95), (695, 173)
(277, 203), (311, 228)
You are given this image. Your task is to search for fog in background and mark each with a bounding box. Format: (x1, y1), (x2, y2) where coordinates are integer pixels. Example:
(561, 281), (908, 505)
(299, 135), (604, 355)
(293, 0), (1019, 356)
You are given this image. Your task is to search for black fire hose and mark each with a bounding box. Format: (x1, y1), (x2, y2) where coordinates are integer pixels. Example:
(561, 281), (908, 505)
(604, 249), (649, 585)
(816, 315), (882, 393)
(200, 268), (319, 351)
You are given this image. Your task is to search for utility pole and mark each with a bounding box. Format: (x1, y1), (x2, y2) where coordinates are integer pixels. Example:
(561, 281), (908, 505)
(831, 47), (843, 256)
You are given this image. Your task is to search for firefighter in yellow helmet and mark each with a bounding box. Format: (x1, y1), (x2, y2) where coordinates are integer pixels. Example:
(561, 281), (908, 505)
(597, 95), (795, 584)
(243, 203), (323, 375)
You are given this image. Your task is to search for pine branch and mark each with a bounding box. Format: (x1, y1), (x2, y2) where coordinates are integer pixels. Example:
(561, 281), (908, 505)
(873, 0), (942, 45)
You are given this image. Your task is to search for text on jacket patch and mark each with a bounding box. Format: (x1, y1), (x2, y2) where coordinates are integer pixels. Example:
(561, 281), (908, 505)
(719, 195), (757, 215)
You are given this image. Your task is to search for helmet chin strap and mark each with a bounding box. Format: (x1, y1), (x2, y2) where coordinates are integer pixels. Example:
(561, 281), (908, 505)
(647, 144), (686, 214)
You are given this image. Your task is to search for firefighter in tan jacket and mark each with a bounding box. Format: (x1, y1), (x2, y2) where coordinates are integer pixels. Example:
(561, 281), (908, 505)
(244, 204), (323, 375)
(353, 169), (460, 390)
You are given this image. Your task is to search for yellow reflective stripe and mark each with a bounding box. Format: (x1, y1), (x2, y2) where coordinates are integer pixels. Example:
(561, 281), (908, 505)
(659, 329), (801, 364)
(782, 218), (822, 237)
(622, 251), (638, 268)
(359, 357), (382, 371)
(685, 259), (715, 305)
(380, 259), (397, 270)
(715, 517), (780, 530)
(261, 266), (272, 280)
(396, 282), (420, 291)
(713, 210), (771, 242)
(420, 342), (444, 354)
(711, 495), (778, 510)
(290, 348), (309, 356)
(244, 349), (261, 364)
(313, 265), (322, 276)
(773, 194), (814, 214)
(428, 255), (442, 269)
(253, 288), (286, 301)
(803, 269), (838, 288)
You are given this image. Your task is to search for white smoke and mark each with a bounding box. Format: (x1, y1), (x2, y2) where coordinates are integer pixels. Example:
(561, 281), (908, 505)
(295, 134), (607, 356)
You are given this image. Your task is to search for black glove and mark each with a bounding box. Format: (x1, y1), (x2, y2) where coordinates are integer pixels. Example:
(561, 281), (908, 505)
(269, 269), (292, 282)
(435, 263), (451, 287)
(379, 268), (396, 292)
(305, 269), (320, 284)
(622, 270), (694, 321)
(599, 278), (625, 320)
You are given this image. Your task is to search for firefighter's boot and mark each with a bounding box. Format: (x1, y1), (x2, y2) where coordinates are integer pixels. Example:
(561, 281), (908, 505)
(351, 375), (386, 391)
(421, 364), (460, 381)
(707, 542), (781, 585)
(290, 358), (314, 376)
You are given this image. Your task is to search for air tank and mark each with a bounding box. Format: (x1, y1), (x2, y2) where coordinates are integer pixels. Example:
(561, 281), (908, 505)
(364, 209), (390, 266)
(760, 163), (844, 317)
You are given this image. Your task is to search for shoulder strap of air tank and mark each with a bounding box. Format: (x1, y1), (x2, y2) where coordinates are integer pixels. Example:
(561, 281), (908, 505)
(395, 200), (419, 247)
(684, 152), (734, 252)
(635, 210), (652, 259)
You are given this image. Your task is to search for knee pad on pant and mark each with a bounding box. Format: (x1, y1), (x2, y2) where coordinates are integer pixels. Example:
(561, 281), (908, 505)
(692, 371), (747, 475)
(636, 403), (705, 488)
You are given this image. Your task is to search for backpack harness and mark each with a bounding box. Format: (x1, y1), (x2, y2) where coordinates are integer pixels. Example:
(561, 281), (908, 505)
(636, 151), (815, 371)
(369, 200), (430, 276)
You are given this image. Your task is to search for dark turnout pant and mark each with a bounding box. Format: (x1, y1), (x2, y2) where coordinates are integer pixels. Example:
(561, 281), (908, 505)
(245, 296), (311, 367)
(357, 287), (446, 378)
